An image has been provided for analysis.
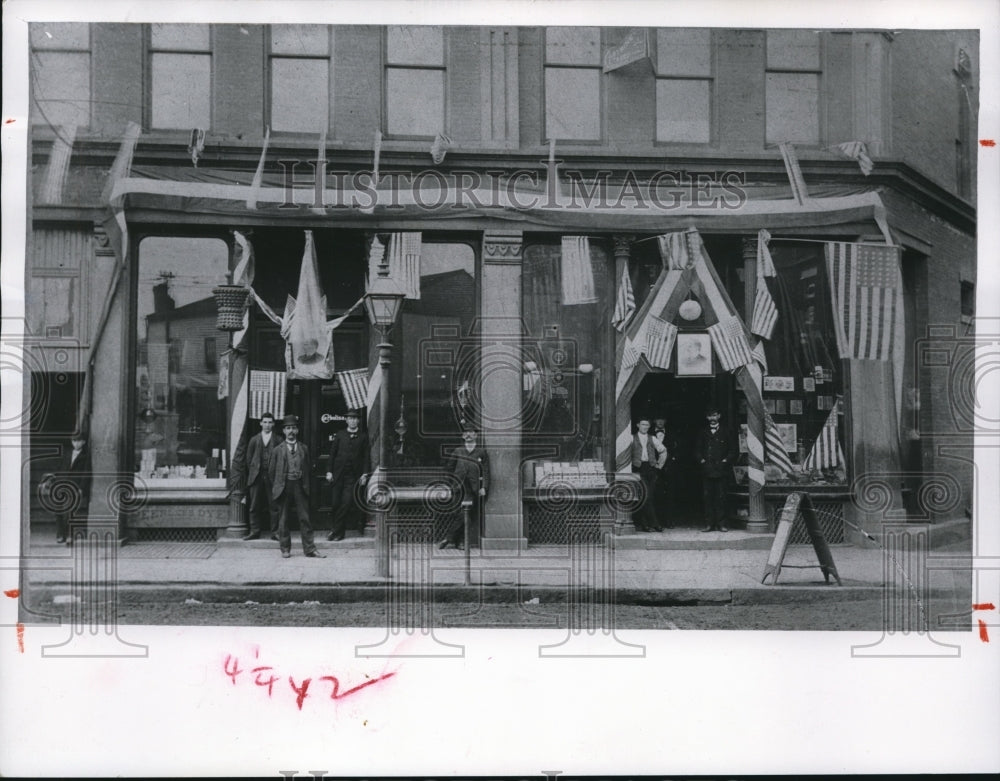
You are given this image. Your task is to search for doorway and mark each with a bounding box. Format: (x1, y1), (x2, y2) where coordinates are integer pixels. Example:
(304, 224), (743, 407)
(631, 372), (734, 527)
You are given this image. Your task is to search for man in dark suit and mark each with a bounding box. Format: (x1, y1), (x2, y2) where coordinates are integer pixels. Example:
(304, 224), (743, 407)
(243, 411), (283, 541)
(44, 429), (92, 544)
(631, 417), (667, 532)
(439, 425), (490, 550)
(269, 414), (325, 558)
(325, 409), (370, 541)
(694, 408), (736, 532)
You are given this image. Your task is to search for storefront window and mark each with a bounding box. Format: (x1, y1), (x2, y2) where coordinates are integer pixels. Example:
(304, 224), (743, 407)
(522, 239), (610, 461)
(135, 236), (230, 479)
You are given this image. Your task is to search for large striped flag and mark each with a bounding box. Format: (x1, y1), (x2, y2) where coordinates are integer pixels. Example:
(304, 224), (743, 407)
(336, 368), (369, 411)
(611, 263), (635, 331)
(825, 242), (902, 361)
(764, 413), (793, 476)
(385, 232), (422, 300)
(644, 315), (677, 370)
(561, 236), (598, 304)
(248, 370), (287, 419)
(708, 315), (754, 371)
(803, 400), (845, 471)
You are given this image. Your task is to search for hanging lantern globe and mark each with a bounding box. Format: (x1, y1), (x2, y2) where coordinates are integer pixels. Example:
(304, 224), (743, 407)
(678, 298), (702, 321)
(212, 284), (251, 331)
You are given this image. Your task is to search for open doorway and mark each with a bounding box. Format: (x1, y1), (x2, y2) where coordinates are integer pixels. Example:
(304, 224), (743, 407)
(631, 372), (734, 527)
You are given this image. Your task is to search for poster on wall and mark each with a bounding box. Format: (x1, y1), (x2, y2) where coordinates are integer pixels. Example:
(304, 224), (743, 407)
(763, 375), (795, 392)
(676, 332), (713, 376)
(777, 423), (798, 453)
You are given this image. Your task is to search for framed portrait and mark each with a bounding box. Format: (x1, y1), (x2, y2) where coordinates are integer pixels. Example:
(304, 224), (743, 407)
(790, 399), (804, 415)
(775, 399), (787, 414)
(777, 423), (798, 453)
(676, 332), (713, 376)
(803, 377), (816, 393)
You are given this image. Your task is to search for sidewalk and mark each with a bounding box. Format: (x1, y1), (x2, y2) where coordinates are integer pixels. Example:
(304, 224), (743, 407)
(19, 526), (974, 607)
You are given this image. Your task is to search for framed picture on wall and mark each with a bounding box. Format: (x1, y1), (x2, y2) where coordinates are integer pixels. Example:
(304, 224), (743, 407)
(777, 423), (798, 453)
(676, 332), (712, 376)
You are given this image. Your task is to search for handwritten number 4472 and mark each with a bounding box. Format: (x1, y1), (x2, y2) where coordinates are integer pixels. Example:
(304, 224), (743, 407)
(224, 654), (395, 710)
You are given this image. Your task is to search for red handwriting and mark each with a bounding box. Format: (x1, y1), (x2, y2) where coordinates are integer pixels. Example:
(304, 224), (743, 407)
(4, 589), (19, 598)
(223, 651), (395, 710)
(16, 623), (24, 653)
(980, 139), (996, 147)
(973, 602), (996, 642)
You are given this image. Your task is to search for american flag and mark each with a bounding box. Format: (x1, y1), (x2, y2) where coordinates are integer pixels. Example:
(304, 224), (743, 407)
(644, 315), (677, 370)
(764, 413), (793, 475)
(803, 400), (844, 471)
(778, 141), (809, 204)
(825, 242), (902, 361)
(708, 315), (753, 371)
(249, 370), (286, 420)
(621, 340), (641, 374)
(385, 232), (422, 300)
(757, 229), (777, 277)
(831, 141), (874, 176)
(657, 232), (692, 270)
(750, 279), (778, 339)
(611, 264), (635, 332)
(561, 236), (598, 304)
(336, 368), (369, 412)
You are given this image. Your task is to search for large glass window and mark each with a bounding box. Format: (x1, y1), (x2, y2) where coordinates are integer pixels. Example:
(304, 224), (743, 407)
(135, 237), (230, 479)
(30, 23), (91, 128)
(765, 30), (821, 145)
(655, 29), (712, 143)
(544, 28), (602, 141)
(522, 239), (610, 461)
(385, 26), (446, 137)
(150, 24), (212, 130)
(270, 25), (331, 133)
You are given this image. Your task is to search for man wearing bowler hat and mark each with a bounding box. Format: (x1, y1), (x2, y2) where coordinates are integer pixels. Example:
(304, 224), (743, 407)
(269, 414), (325, 558)
(325, 408), (370, 541)
(439, 422), (490, 550)
(694, 407), (735, 532)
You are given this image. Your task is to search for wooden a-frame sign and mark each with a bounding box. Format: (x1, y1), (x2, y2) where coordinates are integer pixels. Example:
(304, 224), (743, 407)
(761, 491), (842, 586)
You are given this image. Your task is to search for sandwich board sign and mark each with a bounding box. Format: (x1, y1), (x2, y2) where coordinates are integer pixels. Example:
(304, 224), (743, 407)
(761, 491), (842, 586)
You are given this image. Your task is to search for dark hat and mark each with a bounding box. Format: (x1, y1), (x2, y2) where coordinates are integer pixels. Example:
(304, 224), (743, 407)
(281, 414), (300, 427)
(706, 408), (721, 418)
(71, 429), (87, 440)
(345, 408), (362, 419)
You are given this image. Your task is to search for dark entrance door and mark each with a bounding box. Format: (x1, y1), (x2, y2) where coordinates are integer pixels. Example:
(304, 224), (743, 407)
(632, 372), (734, 527)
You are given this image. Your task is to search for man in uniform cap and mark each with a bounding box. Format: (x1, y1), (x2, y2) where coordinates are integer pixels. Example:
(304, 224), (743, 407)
(325, 409), (370, 541)
(269, 414), (325, 558)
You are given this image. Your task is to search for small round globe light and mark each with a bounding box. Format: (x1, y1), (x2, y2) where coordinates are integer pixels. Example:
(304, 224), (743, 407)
(679, 299), (702, 321)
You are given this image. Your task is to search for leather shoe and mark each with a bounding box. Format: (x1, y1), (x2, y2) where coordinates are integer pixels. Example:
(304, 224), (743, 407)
(720, 526), (729, 532)
(455, 542), (465, 551)
(281, 551), (291, 558)
(700, 526), (715, 533)
(305, 551), (326, 558)
(327, 531), (345, 541)
(242, 532), (261, 541)
(438, 540), (451, 549)
(56, 536), (66, 544)
(270, 534), (279, 542)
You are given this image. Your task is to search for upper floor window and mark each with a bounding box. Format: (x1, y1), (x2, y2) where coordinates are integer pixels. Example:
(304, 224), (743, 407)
(269, 25), (331, 133)
(544, 28), (602, 142)
(30, 23), (91, 129)
(150, 24), (212, 130)
(385, 26), (446, 138)
(765, 30), (821, 145)
(655, 29), (712, 143)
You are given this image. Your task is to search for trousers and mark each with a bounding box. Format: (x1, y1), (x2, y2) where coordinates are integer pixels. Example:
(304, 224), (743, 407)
(277, 479), (317, 554)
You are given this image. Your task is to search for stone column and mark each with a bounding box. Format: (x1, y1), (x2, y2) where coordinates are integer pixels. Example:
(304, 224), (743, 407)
(742, 236), (768, 533)
(479, 230), (526, 551)
(611, 235), (637, 535)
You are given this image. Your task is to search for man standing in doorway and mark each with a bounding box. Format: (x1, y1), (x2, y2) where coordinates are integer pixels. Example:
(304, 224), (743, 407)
(325, 409), (370, 541)
(43, 429), (92, 544)
(269, 414), (325, 558)
(243, 412), (283, 541)
(695, 408), (734, 532)
(631, 417), (666, 532)
(439, 424), (490, 550)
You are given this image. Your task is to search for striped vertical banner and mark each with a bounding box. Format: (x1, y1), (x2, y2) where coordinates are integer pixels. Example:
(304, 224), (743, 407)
(336, 368), (369, 411)
(611, 263), (635, 332)
(744, 349), (766, 491)
(228, 231), (255, 464)
(366, 360), (383, 469)
(764, 412), (794, 475)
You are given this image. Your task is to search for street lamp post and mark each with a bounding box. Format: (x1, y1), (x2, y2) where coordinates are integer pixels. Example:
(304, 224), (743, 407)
(364, 248), (405, 578)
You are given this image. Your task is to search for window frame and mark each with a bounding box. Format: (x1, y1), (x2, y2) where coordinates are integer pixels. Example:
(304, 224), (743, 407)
(542, 27), (605, 144)
(764, 30), (824, 148)
(382, 26), (448, 141)
(652, 27), (715, 146)
(145, 24), (214, 132)
(265, 25), (334, 135)
(29, 23), (93, 131)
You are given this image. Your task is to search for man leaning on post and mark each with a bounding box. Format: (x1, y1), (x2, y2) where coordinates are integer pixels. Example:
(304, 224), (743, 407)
(269, 414), (325, 558)
(243, 411), (283, 541)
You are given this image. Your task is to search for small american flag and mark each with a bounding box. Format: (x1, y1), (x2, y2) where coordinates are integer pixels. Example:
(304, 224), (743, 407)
(708, 315), (753, 371)
(611, 264), (635, 332)
(657, 232), (692, 270)
(803, 400), (844, 471)
(826, 242), (902, 361)
(249, 370), (286, 420)
(644, 315), (677, 370)
(764, 413), (793, 476)
(621, 340), (641, 374)
(336, 368), (369, 412)
(831, 141), (874, 176)
(778, 141), (809, 204)
(750, 278), (778, 339)
(561, 236), (598, 305)
(386, 232), (422, 300)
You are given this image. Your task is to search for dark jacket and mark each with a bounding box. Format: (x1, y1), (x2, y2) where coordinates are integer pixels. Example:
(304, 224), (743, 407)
(269, 440), (310, 500)
(449, 445), (490, 496)
(247, 430), (283, 487)
(326, 429), (369, 484)
(694, 425), (736, 478)
(54, 442), (92, 511)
